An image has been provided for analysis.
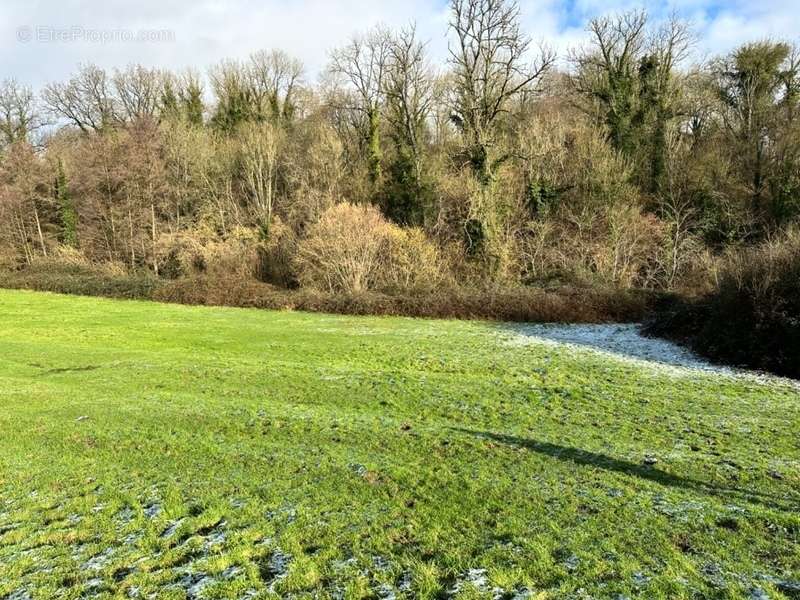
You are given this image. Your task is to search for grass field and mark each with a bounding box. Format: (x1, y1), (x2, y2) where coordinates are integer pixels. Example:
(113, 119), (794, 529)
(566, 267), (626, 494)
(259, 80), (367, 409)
(0, 289), (798, 599)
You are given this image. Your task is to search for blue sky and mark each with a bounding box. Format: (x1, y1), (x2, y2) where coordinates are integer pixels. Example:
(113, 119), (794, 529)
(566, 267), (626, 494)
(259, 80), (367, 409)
(1, 0), (798, 89)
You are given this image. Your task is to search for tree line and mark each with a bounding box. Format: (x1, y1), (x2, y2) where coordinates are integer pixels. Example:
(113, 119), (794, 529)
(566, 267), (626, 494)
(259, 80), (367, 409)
(1, 0), (799, 300)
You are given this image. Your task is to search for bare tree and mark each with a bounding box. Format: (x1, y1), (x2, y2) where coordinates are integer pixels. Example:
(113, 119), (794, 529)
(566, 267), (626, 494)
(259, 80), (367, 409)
(448, 0), (555, 183)
(0, 79), (42, 147)
(209, 59), (257, 131)
(249, 49), (304, 121)
(0, 142), (51, 261)
(382, 24), (436, 224)
(570, 11), (649, 153)
(238, 122), (283, 234)
(42, 64), (118, 132)
(650, 15), (693, 85)
(113, 64), (164, 123)
(571, 11), (692, 193)
(329, 25), (392, 183)
(122, 122), (169, 274)
(385, 24), (434, 176)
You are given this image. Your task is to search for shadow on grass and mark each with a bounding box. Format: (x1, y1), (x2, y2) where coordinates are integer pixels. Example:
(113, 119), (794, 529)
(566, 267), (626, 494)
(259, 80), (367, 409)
(451, 428), (798, 512)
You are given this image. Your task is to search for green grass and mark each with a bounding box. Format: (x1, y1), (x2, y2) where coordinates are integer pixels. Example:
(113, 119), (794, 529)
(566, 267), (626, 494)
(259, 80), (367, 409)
(0, 289), (798, 599)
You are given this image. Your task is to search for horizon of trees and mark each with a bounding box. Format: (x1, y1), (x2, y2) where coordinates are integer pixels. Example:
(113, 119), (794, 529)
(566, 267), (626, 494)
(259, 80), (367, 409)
(1, 0), (799, 296)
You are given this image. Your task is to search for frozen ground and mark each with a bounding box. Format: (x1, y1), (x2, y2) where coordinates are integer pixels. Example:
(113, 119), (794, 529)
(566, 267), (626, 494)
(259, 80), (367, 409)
(502, 323), (798, 387)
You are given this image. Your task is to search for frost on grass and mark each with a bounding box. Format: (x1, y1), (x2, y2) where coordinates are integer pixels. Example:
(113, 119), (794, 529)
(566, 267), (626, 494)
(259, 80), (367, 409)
(84, 577), (103, 591)
(202, 520), (227, 550)
(116, 507), (135, 525)
(446, 568), (527, 599)
(348, 463), (369, 477)
(170, 571), (216, 600)
(563, 555), (581, 571)
(748, 588), (770, 600)
(161, 518), (186, 539)
(758, 575), (800, 594)
(374, 583), (398, 600)
(260, 548), (292, 590)
(372, 555), (391, 572)
(502, 323), (799, 385)
(504, 324), (726, 371)
(83, 547), (115, 571)
(221, 565), (243, 580)
(449, 568), (489, 595)
(265, 505), (297, 525)
(632, 571), (652, 588)
(652, 494), (707, 522)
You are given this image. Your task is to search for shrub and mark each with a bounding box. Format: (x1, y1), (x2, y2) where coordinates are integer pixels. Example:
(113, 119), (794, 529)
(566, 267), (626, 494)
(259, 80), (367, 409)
(155, 227), (261, 280)
(155, 233), (207, 279)
(648, 227), (800, 377)
(155, 275), (648, 323)
(0, 261), (158, 299)
(295, 203), (446, 295)
(257, 217), (298, 288)
(204, 227), (262, 278)
(381, 227), (444, 293)
(295, 203), (394, 293)
(44, 245), (91, 268)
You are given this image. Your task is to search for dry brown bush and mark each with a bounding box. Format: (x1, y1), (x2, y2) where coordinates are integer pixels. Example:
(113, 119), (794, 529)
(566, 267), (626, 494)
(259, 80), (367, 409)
(154, 274), (648, 323)
(155, 233), (207, 279)
(295, 203), (391, 293)
(381, 227), (444, 293)
(203, 228), (262, 277)
(295, 203), (445, 294)
(154, 226), (262, 281)
(595, 205), (665, 288)
(518, 204), (667, 289)
(0, 261), (158, 299)
(28, 246), (130, 277)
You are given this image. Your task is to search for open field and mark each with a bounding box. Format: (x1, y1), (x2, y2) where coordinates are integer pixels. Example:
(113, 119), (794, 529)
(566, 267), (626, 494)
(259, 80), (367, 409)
(0, 290), (798, 599)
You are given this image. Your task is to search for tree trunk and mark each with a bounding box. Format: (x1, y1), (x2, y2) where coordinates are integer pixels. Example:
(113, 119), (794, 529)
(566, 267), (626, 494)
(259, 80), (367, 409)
(128, 208), (136, 268)
(367, 108), (382, 184)
(33, 204), (47, 257)
(151, 202), (159, 276)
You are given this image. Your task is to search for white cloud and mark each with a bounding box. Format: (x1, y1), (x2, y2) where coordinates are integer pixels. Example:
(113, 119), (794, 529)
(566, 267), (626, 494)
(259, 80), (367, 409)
(1, 0), (798, 89)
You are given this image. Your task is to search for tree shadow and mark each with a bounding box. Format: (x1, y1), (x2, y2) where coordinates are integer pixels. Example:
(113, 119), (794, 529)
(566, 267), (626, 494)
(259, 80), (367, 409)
(451, 428), (798, 512)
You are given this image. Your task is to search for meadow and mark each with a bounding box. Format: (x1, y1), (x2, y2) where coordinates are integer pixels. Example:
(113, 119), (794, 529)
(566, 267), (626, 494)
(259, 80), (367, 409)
(0, 290), (798, 599)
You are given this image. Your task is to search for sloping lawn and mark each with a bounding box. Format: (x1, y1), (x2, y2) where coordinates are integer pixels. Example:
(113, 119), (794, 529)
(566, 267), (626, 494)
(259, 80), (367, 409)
(0, 289), (798, 599)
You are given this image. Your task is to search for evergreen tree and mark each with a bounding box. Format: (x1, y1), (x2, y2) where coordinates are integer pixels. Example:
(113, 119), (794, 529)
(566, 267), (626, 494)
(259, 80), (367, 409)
(55, 160), (78, 247)
(181, 80), (205, 127)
